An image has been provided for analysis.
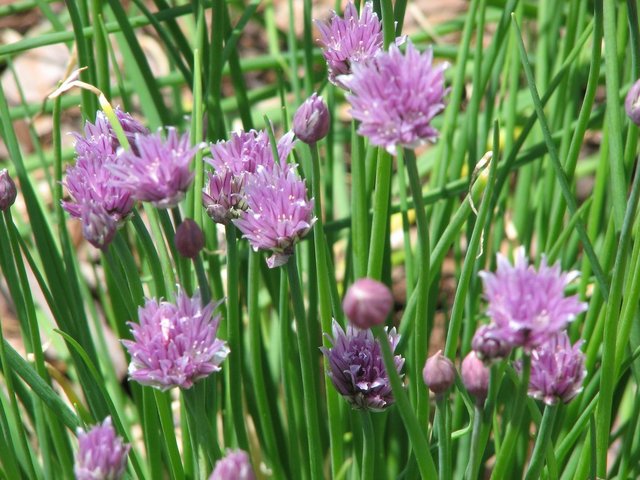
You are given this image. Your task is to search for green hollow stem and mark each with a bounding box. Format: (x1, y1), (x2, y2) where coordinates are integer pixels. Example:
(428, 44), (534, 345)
(367, 149), (393, 280)
(351, 124), (369, 278)
(467, 403), (484, 480)
(404, 148), (431, 426)
(310, 142), (344, 476)
(524, 404), (559, 480)
(490, 356), (531, 479)
(436, 396), (452, 480)
(361, 410), (375, 480)
(224, 225), (250, 451)
(371, 326), (437, 478)
(286, 259), (324, 480)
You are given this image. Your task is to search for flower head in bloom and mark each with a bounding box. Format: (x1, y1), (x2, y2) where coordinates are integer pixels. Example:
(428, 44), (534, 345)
(625, 79), (640, 125)
(527, 332), (586, 405)
(74, 417), (130, 480)
(316, 1), (383, 87)
(63, 110), (144, 249)
(343, 278), (393, 329)
(233, 163), (316, 268)
(461, 351), (490, 403)
(422, 350), (456, 396)
(110, 128), (197, 208)
(341, 40), (448, 155)
(471, 323), (513, 363)
(209, 449), (256, 480)
(293, 93), (330, 144)
(479, 247), (587, 352)
(122, 289), (229, 390)
(321, 319), (404, 411)
(202, 169), (246, 225)
(0, 169), (17, 211)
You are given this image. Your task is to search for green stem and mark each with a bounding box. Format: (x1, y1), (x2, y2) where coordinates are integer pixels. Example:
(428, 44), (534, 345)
(436, 396), (452, 480)
(467, 404), (484, 480)
(286, 259), (324, 480)
(351, 125), (369, 278)
(366, 149), (392, 280)
(154, 390), (185, 480)
(524, 404), (559, 480)
(361, 410), (375, 480)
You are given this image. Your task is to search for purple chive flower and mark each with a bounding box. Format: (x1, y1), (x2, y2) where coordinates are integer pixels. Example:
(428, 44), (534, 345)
(0, 169), (17, 211)
(63, 110), (143, 249)
(175, 219), (205, 259)
(202, 169), (246, 225)
(479, 247), (587, 352)
(233, 163), (316, 268)
(74, 417), (130, 480)
(321, 319), (404, 411)
(293, 93), (330, 144)
(340, 40), (448, 155)
(209, 450), (256, 480)
(625, 79), (640, 125)
(110, 128), (197, 209)
(122, 289), (229, 391)
(471, 324), (513, 363)
(422, 350), (456, 396)
(461, 351), (490, 403)
(527, 332), (586, 405)
(315, 1), (383, 87)
(342, 278), (394, 329)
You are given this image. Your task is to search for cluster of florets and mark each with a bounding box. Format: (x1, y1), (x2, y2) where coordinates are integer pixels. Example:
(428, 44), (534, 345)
(470, 248), (588, 405)
(74, 417), (130, 480)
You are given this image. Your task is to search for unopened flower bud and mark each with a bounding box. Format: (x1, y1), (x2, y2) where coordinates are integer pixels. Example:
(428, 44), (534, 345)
(461, 351), (490, 403)
(471, 324), (512, 363)
(0, 169), (17, 211)
(175, 219), (205, 258)
(343, 278), (393, 329)
(209, 449), (256, 480)
(293, 93), (330, 144)
(422, 350), (456, 396)
(626, 79), (640, 125)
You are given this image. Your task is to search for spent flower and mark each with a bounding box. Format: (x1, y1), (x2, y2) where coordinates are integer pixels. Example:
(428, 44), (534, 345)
(479, 247), (587, 352)
(321, 319), (404, 411)
(341, 40), (448, 155)
(74, 417), (130, 480)
(122, 289), (229, 390)
(209, 450), (256, 480)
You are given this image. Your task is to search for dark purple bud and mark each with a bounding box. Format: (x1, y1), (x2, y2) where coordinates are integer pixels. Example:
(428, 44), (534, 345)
(422, 350), (456, 396)
(471, 324), (513, 363)
(175, 219), (205, 258)
(0, 169), (17, 211)
(342, 278), (393, 329)
(461, 351), (490, 403)
(293, 93), (330, 144)
(626, 79), (640, 125)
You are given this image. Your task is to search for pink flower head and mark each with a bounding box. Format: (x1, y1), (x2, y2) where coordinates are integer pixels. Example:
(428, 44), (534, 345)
(74, 417), (130, 480)
(209, 450), (256, 480)
(528, 332), (586, 405)
(479, 247), (587, 352)
(110, 128), (197, 208)
(342, 277), (394, 329)
(341, 40), (448, 155)
(122, 289), (229, 390)
(233, 163), (316, 268)
(321, 319), (404, 411)
(202, 169), (247, 225)
(315, 1), (383, 87)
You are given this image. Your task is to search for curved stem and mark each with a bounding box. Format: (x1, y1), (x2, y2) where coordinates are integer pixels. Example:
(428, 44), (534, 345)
(524, 404), (559, 480)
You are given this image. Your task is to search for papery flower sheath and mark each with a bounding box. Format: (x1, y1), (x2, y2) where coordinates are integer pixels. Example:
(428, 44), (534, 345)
(527, 331), (586, 405)
(209, 449), (256, 480)
(316, 1), (383, 87)
(233, 163), (316, 268)
(479, 248), (587, 352)
(321, 319), (404, 411)
(341, 40), (448, 155)
(74, 417), (130, 480)
(122, 289), (229, 390)
(110, 128), (197, 208)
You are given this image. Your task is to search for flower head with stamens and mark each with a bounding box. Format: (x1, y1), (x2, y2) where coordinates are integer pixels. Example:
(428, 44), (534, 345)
(315, 1), (383, 87)
(233, 163), (315, 268)
(527, 332), (586, 405)
(340, 40), (448, 155)
(122, 289), (229, 391)
(74, 417), (130, 480)
(321, 319), (404, 411)
(202, 169), (247, 225)
(110, 128), (197, 209)
(480, 248), (587, 352)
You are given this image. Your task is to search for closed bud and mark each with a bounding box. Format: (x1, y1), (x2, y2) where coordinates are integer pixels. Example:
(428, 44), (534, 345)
(343, 278), (393, 329)
(0, 169), (17, 211)
(175, 219), (205, 258)
(461, 351), (490, 403)
(422, 350), (456, 396)
(293, 93), (330, 144)
(626, 79), (640, 125)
